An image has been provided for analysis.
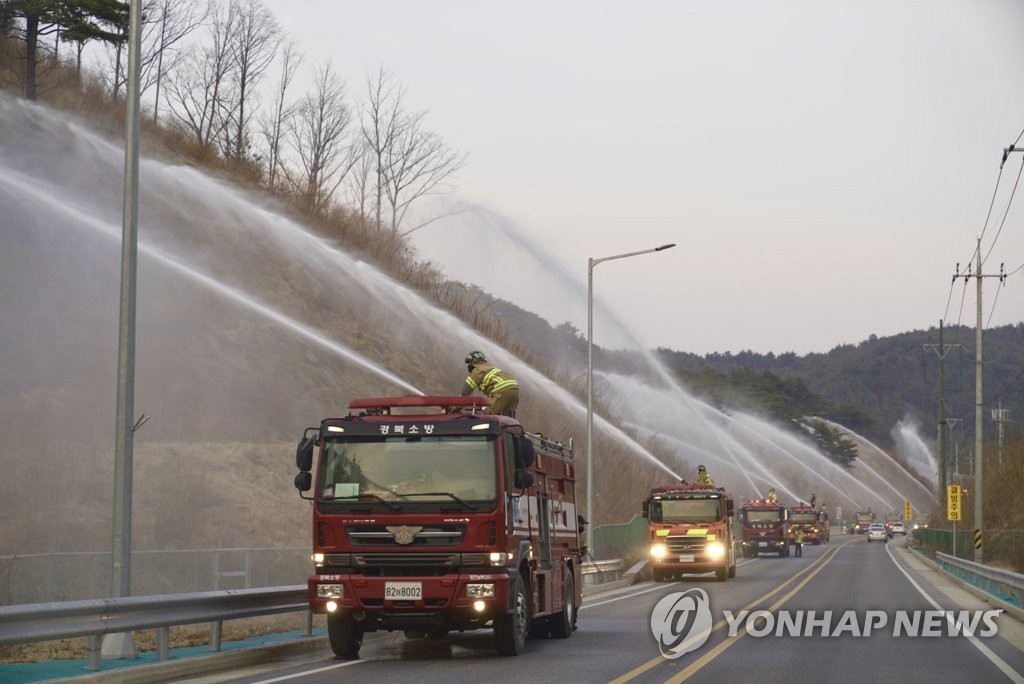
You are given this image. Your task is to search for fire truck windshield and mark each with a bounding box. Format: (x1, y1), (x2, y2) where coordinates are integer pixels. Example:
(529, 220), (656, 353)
(655, 498), (721, 523)
(790, 513), (817, 524)
(743, 510), (783, 524)
(319, 435), (498, 503)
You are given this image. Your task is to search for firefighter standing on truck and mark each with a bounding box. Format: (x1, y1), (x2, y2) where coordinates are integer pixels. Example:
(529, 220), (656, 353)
(695, 464), (715, 486)
(461, 351), (520, 417)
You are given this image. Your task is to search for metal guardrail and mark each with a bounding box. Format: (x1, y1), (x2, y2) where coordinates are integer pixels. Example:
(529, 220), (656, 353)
(933, 551), (1024, 612)
(0, 547), (309, 604)
(0, 586), (310, 672)
(579, 559), (624, 586)
(0, 558), (627, 673)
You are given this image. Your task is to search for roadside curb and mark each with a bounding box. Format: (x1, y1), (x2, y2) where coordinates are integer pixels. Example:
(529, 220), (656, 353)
(900, 541), (1024, 624)
(42, 635), (329, 684)
(582, 559), (645, 597)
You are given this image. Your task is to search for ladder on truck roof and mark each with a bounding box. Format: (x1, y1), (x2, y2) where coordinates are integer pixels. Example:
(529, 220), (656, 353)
(347, 395), (490, 414)
(525, 432), (573, 461)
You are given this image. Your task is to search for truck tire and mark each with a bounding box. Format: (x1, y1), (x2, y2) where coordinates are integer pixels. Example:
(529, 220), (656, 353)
(715, 565), (727, 582)
(327, 612), (363, 659)
(495, 578), (528, 656)
(550, 572), (576, 639)
(652, 567), (666, 582)
(727, 562), (736, 578)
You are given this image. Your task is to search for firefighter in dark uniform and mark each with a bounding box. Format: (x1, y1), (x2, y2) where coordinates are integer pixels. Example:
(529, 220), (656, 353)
(460, 351), (520, 417)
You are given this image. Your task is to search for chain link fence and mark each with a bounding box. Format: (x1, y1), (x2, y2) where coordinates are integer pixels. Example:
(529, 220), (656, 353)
(0, 547), (309, 605)
(911, 528), (1024, 573)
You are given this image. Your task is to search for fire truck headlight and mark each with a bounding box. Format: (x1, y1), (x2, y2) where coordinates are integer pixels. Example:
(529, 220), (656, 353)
(317, 584), (344, 599)
(466, 583), (495, 598)
(488, 552), (508, 566)
(650, 543), (668, 560)
(311, 552), (325, 566)
(325, 600), (339, 613)
(706, 541), (726, 560)
(472, 600), (487, 612)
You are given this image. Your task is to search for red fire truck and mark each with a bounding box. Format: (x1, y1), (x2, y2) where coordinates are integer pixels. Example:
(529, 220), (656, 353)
(739, 497), (789, 557)
(787, 504), (829, 545)
(294, 395), (583, 658)
(641, 484), (737, 582)
(851, 510), (876, 534)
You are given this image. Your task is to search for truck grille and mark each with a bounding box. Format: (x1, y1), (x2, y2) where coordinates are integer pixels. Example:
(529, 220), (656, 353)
(322, 552), (489, 577)
(666, 536), (706, 554)
(346, 524), (465, 547)
(747, 534), (782, 543)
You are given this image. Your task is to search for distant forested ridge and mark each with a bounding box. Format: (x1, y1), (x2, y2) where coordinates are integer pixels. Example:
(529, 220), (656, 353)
(655, 324), (1024, 450)
(486, 292), (1023, 453)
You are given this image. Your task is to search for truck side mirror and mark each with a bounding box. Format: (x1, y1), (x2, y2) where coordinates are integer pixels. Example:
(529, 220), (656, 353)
(726, 499), (734, 516)
(641, 499), (650, 518)
(296, 435), (315, 472)
(294, 471), (312, 492)
(514, 437), (535, 470)
(513, 469), (534, 489)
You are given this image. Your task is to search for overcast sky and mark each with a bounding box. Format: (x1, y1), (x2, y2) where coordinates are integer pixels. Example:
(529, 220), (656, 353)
(262, 0), (1024, 355)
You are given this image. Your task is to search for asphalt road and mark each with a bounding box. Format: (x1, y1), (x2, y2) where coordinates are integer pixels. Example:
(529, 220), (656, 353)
(49, 536), (1024, 684)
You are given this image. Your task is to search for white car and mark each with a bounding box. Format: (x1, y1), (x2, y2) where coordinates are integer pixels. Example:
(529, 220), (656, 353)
(866, 523), (889, 543)
(891, 522), (907, 536)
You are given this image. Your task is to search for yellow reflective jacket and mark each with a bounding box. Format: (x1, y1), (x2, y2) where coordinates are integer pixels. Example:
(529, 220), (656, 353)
(461, 362), (518, 397)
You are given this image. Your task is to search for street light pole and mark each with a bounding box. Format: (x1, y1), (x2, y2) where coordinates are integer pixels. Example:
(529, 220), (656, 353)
(586, 243), (675, 560)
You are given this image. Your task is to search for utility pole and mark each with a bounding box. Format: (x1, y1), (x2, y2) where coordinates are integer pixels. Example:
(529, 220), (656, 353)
(991, 403), (1010, 464)
(104, 0), (143, 661)
(953, 241), (1006, 563)
(947, 418), (962, 478)
(923, 320), (959, 508)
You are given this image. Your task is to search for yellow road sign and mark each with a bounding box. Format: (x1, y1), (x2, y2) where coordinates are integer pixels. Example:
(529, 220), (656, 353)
(947, 485), (961, 521)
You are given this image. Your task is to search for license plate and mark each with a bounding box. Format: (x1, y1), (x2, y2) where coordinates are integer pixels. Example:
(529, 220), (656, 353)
(679, 554), (695, 563)
(384, 582), (422, 600)
(759, 542), (768, 547)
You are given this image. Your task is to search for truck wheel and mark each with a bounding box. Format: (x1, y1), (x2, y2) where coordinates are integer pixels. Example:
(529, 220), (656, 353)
(550, 571), (576, 638)
(715, 565), (727, 582)
(495, 578), (528, 656)
(327, 612), (363, 659)
(727, 562), (736, 578)
(652, 567), (665, 582)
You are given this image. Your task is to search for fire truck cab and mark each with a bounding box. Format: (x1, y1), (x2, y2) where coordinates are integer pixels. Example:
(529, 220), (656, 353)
(788, 504), (829, 545)
(852, 510), (876, 534)
(739, 498), (790, 558)
(642, 484), (736, 582)
(294, 395), (582, 658)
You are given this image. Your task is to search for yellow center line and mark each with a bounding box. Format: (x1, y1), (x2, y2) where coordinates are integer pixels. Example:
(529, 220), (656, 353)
(608, 537), (856, 684)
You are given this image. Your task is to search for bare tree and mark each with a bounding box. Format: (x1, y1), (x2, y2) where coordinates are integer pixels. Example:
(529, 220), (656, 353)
(258, 35), (302, 192)
(360, 67), (405, 231)
(345, 138), (374, 223)
(283, 61), (358, 215)
(359, 67), (467, 237)
(140, 0), (207, 124)
(223, 0), (278, 162)
(383, 111), (467, 237)
(164, 0), (237, 151)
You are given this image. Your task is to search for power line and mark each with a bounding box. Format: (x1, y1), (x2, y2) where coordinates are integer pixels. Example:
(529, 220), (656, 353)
(985, 271), (1006, 328)
(983, 156), (1024, 267)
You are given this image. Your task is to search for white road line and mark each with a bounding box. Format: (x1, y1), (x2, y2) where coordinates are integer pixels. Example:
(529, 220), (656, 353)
(887, 542), (1024, 683)
(251, 658), (365, 683)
